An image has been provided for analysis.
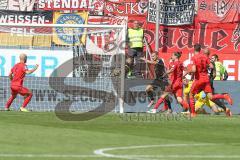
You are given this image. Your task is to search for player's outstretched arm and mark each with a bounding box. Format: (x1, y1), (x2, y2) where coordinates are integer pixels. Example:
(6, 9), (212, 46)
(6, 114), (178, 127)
(166, 68), (174, 75)
(140, 57), (157, 65)
(26, 64), (39, 74)
(162, 67), (174, 77)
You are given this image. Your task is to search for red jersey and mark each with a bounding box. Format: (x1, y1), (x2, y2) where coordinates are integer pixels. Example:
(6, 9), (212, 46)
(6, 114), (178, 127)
(191, 53), (210, 80)
(171, 60), (184, 82)
(10, 63), (27, 86)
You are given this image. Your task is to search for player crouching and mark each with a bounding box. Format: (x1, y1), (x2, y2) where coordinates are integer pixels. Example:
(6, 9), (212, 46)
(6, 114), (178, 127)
(5, 54), (39, 112)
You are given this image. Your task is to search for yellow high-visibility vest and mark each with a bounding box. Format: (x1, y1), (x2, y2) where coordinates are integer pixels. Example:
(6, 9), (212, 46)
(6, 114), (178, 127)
(214, 61), (225, 80)
(128, 28), (144, 48)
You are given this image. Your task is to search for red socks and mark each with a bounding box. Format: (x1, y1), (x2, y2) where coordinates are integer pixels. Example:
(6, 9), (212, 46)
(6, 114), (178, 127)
(189, 98), (195, 114)
(211, 94), (225, 101)
(154, 97), (164, 109)
(181, 100), (189, 110)
(5, 95), (16, 108)
(22, 93), (33, 108)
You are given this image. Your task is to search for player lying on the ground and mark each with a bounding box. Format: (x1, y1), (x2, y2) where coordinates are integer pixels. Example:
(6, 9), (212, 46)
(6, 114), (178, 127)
(194, 91), (224, 114)
(185, 44), (233, 117)
(148, 51), (189, 113)
(140, 51), (172, 113)
(5, 54), (39, 112)
(183, 77), (231, 116)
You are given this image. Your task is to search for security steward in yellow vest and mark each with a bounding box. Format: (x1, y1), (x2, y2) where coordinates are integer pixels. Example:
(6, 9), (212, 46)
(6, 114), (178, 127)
(127, 20), (144, 78)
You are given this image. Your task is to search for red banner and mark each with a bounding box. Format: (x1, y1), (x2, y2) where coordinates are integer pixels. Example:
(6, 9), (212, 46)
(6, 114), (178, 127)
(198, 0), (239, 23)
(87, 15), (128, 50)
(142, 20), (240, 80)
(88, 15), (128, 25)
(104, 0), (148, 16)
(145, 21), (240, 54)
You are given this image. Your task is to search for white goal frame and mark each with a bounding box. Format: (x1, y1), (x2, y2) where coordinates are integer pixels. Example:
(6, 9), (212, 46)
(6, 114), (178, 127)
(0, 23), (127, 113)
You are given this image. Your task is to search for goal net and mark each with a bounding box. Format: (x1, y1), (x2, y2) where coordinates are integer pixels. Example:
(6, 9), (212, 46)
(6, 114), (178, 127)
(0, 23), (126, 114)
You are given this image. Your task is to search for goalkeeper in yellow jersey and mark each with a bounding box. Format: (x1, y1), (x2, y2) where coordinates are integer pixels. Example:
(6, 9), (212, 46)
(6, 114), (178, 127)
(194, 91), (224, 114)
(183, 78), (225, 115)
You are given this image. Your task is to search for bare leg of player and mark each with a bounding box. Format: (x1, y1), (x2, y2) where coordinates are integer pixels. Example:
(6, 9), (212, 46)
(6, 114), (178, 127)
(146, 85), (155, 108)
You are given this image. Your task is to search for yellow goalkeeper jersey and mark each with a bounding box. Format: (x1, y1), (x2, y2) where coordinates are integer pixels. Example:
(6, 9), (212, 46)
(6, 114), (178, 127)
(183, 81), (215, 109)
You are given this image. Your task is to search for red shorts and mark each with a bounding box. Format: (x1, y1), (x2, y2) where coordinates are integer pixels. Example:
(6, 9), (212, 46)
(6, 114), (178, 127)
(190, 79), (212, 95)
(11, 85), (31, 96)
(165, 81), (183, 97)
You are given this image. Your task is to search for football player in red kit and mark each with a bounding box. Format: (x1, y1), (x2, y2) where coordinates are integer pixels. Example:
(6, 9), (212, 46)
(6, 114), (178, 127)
(5, 53), (39, 112)
(187, 44), (233, 117)
(151, 52), (189, 113)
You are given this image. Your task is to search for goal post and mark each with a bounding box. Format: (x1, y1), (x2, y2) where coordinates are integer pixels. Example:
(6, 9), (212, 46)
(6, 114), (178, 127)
(0, 23), (127, 113)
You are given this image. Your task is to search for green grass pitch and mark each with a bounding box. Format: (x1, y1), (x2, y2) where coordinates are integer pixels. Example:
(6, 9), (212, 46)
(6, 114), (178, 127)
(0, 112), (240, 160)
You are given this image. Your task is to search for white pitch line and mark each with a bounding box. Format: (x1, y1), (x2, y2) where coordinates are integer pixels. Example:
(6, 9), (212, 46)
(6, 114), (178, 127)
(94, 143), (240, 160)
(0, 154), (100, 158)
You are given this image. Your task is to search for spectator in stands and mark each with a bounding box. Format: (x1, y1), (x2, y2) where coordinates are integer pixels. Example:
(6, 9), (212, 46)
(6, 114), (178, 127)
(127, 20), (144, 78)
(211, 54), (228, 80)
